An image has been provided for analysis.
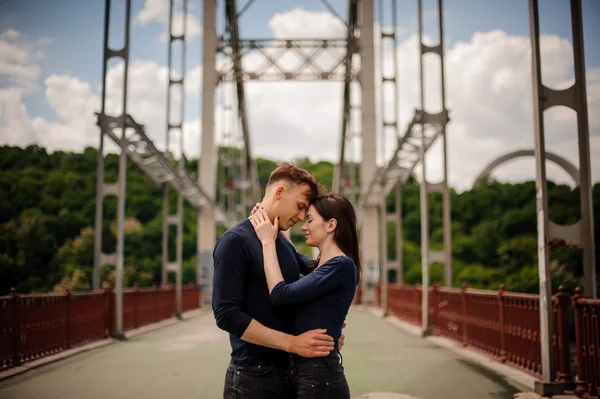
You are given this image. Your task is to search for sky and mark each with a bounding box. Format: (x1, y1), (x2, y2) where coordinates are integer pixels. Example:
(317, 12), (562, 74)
(0, 0), (599, 191)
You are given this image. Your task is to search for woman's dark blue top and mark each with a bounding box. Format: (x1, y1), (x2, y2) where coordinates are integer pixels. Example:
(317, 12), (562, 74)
(270, 255), (357, 346)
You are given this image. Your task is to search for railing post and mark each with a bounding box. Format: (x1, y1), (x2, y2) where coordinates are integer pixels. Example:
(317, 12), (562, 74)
(498, 284), (506, 362)
(65, 289), (72, 349)
(153, 282), (159, 322)
(103, 286), (109, 337)
(198, 283), (202, 309)
(10, 288), (21, 367)
(572, 287), (588, 397)
(461, 282), (469, 347)
(133, 284), (139, 329)
(104, 285), (114, 337)
(431, 283), (440, 334)
(414, 281), (420, 326)
(553, 286), (573, 387)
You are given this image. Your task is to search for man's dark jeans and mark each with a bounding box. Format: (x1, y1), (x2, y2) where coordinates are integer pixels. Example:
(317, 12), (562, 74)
(223, 362), (294, 399)
(223, 351), (349, 399)
(289, 350), (350, 399)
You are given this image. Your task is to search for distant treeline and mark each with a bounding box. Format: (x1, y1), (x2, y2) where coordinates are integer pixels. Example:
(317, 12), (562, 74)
(1, 145), (598, 296)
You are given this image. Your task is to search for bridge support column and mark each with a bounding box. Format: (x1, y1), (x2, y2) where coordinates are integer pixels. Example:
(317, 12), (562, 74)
(199, 0), (218, 307)
(417, 0), (451, 335)
(162, 0), (188, 319)
(94, 0), (133, 339)
(379, 182), (388, 316)
(359, 0), (380, 305)
(530, 0), (594, 390)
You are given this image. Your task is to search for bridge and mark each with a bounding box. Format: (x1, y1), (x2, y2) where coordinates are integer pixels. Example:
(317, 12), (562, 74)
(0, 0), (598, 398)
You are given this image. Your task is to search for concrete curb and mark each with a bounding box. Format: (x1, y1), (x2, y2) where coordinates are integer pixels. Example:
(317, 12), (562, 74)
(357, 306), (538, 393)
(0, 308), (208, 382)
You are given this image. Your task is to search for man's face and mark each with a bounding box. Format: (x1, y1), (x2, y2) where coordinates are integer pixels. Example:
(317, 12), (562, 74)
(272, 183), (311, 231)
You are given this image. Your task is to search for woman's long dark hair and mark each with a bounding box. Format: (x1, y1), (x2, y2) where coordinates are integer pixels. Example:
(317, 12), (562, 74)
(310, 193), (362, 286)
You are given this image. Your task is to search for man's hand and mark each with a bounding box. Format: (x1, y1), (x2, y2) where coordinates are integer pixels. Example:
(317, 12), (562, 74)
(338, 322), (347, 350)
(288, 329), (334, 357)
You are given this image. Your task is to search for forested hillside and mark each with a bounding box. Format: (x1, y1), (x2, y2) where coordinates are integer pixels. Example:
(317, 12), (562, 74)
(1, 145), (598, 296)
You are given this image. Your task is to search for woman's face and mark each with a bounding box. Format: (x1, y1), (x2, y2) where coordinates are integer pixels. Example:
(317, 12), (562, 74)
(300, 205), (329, 247)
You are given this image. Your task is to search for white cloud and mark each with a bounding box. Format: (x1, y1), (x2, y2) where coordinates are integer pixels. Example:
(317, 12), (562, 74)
(418, 30), (599, 190)
(269, 7), (347, 39)
(0, 29), (49, 92)
(186, 64), (202, 96)
(7, 75), (100, 152)
(2, 29), (20, 40)
(0, 88), (38, 145)
(135, 0), (202, 42)
(1, 9), (599, 193)
(0, 58), (204, 159)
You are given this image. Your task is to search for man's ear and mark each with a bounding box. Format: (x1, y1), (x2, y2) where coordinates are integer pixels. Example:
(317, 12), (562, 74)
(274, 185), (285, 200)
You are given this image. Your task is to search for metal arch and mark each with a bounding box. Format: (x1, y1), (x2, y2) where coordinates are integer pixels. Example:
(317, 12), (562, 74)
(473, 149), (580, 187)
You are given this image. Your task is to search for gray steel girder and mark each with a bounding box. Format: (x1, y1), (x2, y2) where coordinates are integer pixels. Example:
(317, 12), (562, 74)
(96, 112), (236, 228)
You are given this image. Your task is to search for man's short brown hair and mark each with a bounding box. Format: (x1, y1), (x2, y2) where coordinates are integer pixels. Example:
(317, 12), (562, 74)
(266, 161), (325, 200)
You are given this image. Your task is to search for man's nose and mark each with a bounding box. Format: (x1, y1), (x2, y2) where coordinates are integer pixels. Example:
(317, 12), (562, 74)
(298, 212), (306, 221)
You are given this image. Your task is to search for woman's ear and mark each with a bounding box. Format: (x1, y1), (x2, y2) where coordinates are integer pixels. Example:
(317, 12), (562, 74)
(327, 218), (338, 233)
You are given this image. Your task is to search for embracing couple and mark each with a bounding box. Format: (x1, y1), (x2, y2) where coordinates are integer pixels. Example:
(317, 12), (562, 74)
(212, 162), (362, 399)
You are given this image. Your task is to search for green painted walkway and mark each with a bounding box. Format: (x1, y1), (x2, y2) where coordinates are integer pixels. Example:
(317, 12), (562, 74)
(0, 307), (521, 399)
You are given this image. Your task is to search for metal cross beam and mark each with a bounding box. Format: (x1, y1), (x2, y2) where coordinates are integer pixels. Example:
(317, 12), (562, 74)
(218, 38), (360, 82)
(96, 112), (237, 228)
(361, 108), (449, 207)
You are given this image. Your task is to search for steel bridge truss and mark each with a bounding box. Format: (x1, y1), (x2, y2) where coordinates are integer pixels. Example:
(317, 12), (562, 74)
(529, 0), (595, 389)
(358, 0), (452, 314)
(217, 39), (360, 82)
(93, 0), (238, 336)
(359, 0), (595, 391)
(216, 0), (361, 201)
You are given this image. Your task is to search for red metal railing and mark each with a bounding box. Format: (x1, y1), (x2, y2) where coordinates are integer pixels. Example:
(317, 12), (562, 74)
(0, 284), (201, 371)
(553, 287), (573, 388)
(373, 283), (576, 384)
(388, 283), (422, 326)
(431, 284), (464, 344)
(572, 288), (600, 398)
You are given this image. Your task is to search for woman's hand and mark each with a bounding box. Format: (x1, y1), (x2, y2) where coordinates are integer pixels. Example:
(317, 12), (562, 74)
(249, 208), (278, 245)
(249, 203), (290, 242)
(249, 202), (261, 217)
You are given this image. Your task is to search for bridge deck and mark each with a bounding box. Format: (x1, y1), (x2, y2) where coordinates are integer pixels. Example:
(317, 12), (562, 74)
(0, 307), (521, 399)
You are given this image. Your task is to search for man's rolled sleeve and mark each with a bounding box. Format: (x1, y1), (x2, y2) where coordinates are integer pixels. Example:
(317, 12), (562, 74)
(212, 232), (253, 338)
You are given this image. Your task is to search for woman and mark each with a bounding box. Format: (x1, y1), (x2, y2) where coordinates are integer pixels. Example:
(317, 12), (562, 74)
(249, 193), (361, 399)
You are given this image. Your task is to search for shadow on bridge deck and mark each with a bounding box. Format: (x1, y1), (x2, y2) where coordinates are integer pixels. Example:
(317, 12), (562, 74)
(0, 307), (524, 399)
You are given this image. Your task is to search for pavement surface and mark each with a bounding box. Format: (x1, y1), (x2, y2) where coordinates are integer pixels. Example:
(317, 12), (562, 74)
(0, 307), (525, 399)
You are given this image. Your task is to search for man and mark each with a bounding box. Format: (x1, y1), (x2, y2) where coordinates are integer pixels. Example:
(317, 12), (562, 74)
(212, 162), (342, 399)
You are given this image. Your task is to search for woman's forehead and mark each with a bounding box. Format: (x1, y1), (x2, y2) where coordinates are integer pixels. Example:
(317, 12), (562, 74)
(306, 204), (318, 215)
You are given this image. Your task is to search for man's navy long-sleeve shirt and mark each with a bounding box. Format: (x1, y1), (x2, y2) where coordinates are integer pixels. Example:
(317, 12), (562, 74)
(212, 219), (307, 366)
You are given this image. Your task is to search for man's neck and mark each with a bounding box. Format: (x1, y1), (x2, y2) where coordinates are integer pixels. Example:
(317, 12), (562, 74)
(260, 197), (276, 223)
